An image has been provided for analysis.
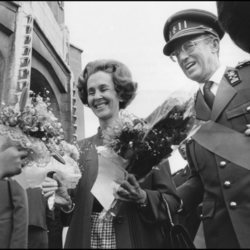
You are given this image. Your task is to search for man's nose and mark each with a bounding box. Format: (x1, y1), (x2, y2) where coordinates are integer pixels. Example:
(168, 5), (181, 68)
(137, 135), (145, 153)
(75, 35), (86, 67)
(178, 50), (189, 62)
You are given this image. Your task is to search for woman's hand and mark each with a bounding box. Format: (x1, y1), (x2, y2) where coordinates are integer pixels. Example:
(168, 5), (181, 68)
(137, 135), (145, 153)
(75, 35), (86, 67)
(116, 173), (147, 204)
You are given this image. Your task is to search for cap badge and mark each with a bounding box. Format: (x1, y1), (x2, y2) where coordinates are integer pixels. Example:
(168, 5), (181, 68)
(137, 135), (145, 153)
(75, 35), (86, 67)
(169, 20), (187, 39)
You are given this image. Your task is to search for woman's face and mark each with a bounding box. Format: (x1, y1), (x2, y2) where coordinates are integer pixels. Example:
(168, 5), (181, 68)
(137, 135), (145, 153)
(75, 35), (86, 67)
(87, 71), (120, 122)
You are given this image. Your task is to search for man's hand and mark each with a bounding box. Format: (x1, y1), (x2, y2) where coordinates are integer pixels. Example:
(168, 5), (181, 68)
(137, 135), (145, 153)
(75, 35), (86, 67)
(0, 146), (28, 179)
(41, 176), (58, 198)
(116, 174), (147, 204)
(41, 175), (72, 208)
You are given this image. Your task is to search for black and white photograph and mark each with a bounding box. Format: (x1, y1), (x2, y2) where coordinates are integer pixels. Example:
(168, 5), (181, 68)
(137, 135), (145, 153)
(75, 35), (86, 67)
(0, 1), (250, 249)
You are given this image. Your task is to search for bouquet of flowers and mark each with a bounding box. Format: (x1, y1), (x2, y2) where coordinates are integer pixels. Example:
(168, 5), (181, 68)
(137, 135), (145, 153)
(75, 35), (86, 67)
(145, 90), (197, 144)
(0, 87), (81, 189)
(95, 90), (197, 218)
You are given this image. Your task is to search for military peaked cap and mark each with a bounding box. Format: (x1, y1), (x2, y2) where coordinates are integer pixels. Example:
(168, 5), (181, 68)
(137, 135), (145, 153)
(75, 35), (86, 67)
(163, 9), (225, 56)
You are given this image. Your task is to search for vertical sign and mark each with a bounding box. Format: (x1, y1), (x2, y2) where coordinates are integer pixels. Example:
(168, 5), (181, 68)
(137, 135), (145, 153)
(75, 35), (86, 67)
(4, 10), (33, 106)
(17, 15), (33, 93)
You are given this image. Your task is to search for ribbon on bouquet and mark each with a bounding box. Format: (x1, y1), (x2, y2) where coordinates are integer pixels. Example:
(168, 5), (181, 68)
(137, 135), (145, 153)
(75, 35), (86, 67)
(192, 120), (250, 171)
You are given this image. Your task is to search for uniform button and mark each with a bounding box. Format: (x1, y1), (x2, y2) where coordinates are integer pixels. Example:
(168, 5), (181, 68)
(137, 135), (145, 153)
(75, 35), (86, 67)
(246, 106), (250, 113)
(199, 214), (204, 219)
(224, 181), (231, 188)
(219, 161), (227, 168)
(229, 201), (237, 209)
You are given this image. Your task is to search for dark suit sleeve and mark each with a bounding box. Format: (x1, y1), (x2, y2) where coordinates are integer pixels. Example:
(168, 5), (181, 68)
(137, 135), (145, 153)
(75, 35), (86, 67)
(138, 160), (181, 223)
(177, 144), (204, 214)
(9, 180), (29, 249)
(59, 187), (78, 226)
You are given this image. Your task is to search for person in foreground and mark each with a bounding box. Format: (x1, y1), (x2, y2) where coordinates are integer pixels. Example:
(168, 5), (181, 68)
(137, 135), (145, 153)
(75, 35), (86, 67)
(43, 59), (181, 248)
(163, 8), (250, 248)
(0, 146), (29, 248)
(0, 146), (27, 179)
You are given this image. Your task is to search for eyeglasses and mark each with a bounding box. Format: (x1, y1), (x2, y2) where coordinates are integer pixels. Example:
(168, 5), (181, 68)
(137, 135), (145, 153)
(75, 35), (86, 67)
(170, 37), (211, 62)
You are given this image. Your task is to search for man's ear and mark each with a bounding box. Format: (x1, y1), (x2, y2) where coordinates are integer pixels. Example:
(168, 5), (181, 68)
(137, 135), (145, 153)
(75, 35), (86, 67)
(211, 37), (220, 54)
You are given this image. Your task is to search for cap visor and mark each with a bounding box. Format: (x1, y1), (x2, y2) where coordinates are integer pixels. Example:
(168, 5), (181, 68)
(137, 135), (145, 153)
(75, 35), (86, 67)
(163, 29), (217, 56)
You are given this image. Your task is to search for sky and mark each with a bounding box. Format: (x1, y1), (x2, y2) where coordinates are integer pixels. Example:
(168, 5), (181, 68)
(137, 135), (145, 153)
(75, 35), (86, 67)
(64, 1), (250, 172)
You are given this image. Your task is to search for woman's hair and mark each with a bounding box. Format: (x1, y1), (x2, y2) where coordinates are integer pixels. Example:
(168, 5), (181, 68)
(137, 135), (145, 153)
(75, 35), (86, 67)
(77, 59), (138, 109)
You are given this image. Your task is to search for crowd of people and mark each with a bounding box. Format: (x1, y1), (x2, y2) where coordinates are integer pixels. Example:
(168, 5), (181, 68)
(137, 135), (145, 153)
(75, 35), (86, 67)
(1, 2), (250, 249)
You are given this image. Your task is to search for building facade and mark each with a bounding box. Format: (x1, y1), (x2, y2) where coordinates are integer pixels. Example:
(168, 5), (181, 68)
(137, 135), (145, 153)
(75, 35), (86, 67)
(0, 1), (84, 142)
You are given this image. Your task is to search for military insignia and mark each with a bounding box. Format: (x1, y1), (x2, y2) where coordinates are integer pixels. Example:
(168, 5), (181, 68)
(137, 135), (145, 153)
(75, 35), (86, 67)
(169, 20), (188, 38)
(236, 60), (250, 69)
(172, 25), (177, 34)
(224, 69), (241, 86)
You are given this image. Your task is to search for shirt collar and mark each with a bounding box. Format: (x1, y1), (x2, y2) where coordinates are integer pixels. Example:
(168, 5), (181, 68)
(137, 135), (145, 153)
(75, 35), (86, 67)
(199, 65), (227, 94)
(209, 64), (227, 83)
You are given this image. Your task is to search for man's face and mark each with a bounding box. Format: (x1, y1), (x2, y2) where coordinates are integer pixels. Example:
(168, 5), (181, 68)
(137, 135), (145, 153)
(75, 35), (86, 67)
(172, 35), (218, 83)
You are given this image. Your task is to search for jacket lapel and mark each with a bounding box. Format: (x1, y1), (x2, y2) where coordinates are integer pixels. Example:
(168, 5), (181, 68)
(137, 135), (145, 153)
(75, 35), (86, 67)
(195, 90), (211, 121)
(87, 134), (103, 186)
(79, 133), (103, 190)
(211, 75), (237, 121)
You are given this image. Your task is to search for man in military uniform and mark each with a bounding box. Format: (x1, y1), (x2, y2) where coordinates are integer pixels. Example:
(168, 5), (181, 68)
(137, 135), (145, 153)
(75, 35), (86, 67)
(163, 9), (250, 248)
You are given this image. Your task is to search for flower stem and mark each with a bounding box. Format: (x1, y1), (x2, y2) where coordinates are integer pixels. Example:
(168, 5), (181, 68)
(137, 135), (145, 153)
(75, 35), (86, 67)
(107, 199), (124, 217)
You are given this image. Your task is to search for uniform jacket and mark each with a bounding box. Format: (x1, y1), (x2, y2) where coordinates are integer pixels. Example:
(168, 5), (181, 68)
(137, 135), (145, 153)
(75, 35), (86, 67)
(178, 64), (250, 248)
(0, 179), (28, 248)
(64, 131), (180, 249)
(172, 166), (201, 241)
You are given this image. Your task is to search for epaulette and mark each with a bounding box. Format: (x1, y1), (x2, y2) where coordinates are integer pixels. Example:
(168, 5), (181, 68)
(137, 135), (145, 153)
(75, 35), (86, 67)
(224, 68), (241, 86)
(236, 60), (250, 69)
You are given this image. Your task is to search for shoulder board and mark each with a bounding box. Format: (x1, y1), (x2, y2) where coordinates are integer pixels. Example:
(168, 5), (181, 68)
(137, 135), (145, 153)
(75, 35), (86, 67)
(236, 60), (250, 69)
(224, 68), (241, 86)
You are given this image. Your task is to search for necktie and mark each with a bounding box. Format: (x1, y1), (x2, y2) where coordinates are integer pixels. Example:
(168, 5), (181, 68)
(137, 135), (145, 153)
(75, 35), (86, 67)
(203, 81), (215, 109)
